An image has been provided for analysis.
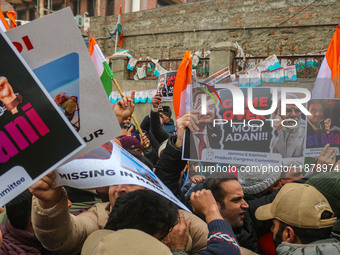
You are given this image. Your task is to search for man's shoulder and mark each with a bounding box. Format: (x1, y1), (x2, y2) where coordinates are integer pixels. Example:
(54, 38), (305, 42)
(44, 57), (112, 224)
(90, 201), (111, 213)
(276, 238), (340, 255)
(85, 202), (111, 228)
(299, 120), (306, 129)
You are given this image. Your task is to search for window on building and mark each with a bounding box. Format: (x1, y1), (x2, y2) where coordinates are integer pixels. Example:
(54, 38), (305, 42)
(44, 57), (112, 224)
(72, 0), (80, 15)
(106, 0), (114, 15)
(157, 0), (171, 7)
(87, 0), (95, 16)
(16, 10), (26, 21)
(52, 4), (62, 12)
(29, 8), (35, 20)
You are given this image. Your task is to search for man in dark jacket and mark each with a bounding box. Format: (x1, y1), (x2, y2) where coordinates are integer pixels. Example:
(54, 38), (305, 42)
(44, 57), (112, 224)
(160, 106), (176, 135)
(0, 190), (54, 254)
(151, 93), (176, 136)
(155, 113), (260, 252)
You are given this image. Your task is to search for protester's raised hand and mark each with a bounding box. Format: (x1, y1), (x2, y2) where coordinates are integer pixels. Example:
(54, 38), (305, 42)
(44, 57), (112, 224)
(113, 91), (135, 124)
(175, 112), (199, 148)
(190, 189), (223, 223)
(0, 207), (4, 214)
(152, 93), (162, 109)
(140, 132), (150, 148)
(190, 175), (206, 184)
(315, 143), (336, 171)
(324, 118), (331, 134)
(163, 211), (190, 251)
(29, 171), (63, 209)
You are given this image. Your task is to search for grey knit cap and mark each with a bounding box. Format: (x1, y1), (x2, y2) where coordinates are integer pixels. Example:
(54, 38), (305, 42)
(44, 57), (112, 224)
(306, 172), (340, 234)
(238, 167), (281, 195)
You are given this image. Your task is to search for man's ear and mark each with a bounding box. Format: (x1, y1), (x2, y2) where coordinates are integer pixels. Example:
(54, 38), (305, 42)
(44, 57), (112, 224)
(283, 226), (295, 243)
(216, 201), (222, 210)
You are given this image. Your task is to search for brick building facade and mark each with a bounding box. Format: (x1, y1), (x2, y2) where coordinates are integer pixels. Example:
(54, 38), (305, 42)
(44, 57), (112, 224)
(4, 0), (183, 21)
(89, 0), (339, 59)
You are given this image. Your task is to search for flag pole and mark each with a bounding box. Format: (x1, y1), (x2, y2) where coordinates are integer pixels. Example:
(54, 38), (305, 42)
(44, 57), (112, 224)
(111, 77), (149, 147)
(115, 30), (118, 53)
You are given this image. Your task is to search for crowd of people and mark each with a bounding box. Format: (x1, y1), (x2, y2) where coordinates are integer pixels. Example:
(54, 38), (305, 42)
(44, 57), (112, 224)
(1, 91), (340, 255)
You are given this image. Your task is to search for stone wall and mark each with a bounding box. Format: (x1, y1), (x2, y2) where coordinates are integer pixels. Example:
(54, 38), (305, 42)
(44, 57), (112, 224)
(90, 0), (339, 59)
(89, 0), (339, 124)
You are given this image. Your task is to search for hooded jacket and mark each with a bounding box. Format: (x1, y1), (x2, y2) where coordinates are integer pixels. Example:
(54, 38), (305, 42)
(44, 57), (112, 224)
(0, 221), (53, 255)
(276, 238), (340, 255)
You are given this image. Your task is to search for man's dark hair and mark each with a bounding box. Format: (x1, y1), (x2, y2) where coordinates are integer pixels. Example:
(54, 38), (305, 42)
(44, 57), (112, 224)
(160, 106), (171, 113)
(105, 189), (178, 239)
(192, 88), (206, 102)
(204, 172), (237, 209)
(6, 189), (32, 229)
(308, 100), (324, 109)
(278, 211), (333, 244)
(128, 149), (154, 170)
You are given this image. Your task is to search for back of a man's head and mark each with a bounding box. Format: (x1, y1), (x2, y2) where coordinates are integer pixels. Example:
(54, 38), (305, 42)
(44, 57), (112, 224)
(105, 189), (178, 239)
(276, 211), (334, 244)
(306, 172), (340, 234)
(6, 189), (32, 230)
(256, 183), (337, 245)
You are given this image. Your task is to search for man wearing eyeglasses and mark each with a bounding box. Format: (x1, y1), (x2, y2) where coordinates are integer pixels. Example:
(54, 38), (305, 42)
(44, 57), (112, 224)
(270, 94), (306, 166)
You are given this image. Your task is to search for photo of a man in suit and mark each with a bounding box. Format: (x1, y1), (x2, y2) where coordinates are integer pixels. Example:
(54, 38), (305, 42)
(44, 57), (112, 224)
(184, 88), (222, 160)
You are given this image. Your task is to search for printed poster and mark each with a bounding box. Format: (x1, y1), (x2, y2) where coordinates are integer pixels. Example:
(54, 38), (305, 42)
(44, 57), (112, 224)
(0, 30), (85, 207)
(202, 67), (231, 86)
(157, 70), (197, 101)
(55, 142), (190, 212)
(183, 85), (310, 168)
(157, 71), (177, 101)
(6, 7), (121, 159)
(305, 99), (340, 167)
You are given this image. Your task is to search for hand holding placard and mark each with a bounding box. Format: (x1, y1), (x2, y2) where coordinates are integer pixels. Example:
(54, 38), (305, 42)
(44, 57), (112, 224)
(29, 171), (63, 209)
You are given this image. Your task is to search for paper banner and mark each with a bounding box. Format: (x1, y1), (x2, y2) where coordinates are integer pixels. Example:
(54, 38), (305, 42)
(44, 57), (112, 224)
(55, 142), (190, 212)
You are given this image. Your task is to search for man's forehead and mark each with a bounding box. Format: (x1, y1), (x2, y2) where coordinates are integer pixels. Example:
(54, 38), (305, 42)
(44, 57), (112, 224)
(111, 184), (144, 189)
(221, 180), (243, 195)
(207, 97), (215, 104)
(286, 104), (299, 109)
(309, 103), (323, 109)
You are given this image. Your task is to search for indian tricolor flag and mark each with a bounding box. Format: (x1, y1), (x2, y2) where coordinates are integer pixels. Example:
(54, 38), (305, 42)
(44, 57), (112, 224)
(6, 11), (17, 29)
(0, 9), (10, 32)
(312, 25), (340, 98)
(109, 6), (123, 48)
(173, 51), (192, 118)
(89, 37), (115, 97)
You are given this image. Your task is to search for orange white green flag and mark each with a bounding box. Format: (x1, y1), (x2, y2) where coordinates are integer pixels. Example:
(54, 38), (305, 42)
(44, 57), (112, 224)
(6, 10), (17, 29)
(312, 25), (340, 98)
(0, 9), (9, 32)
(89, 37), (115, 97)
(108, 6), (123, 48)
(173, 51), (192, 118)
